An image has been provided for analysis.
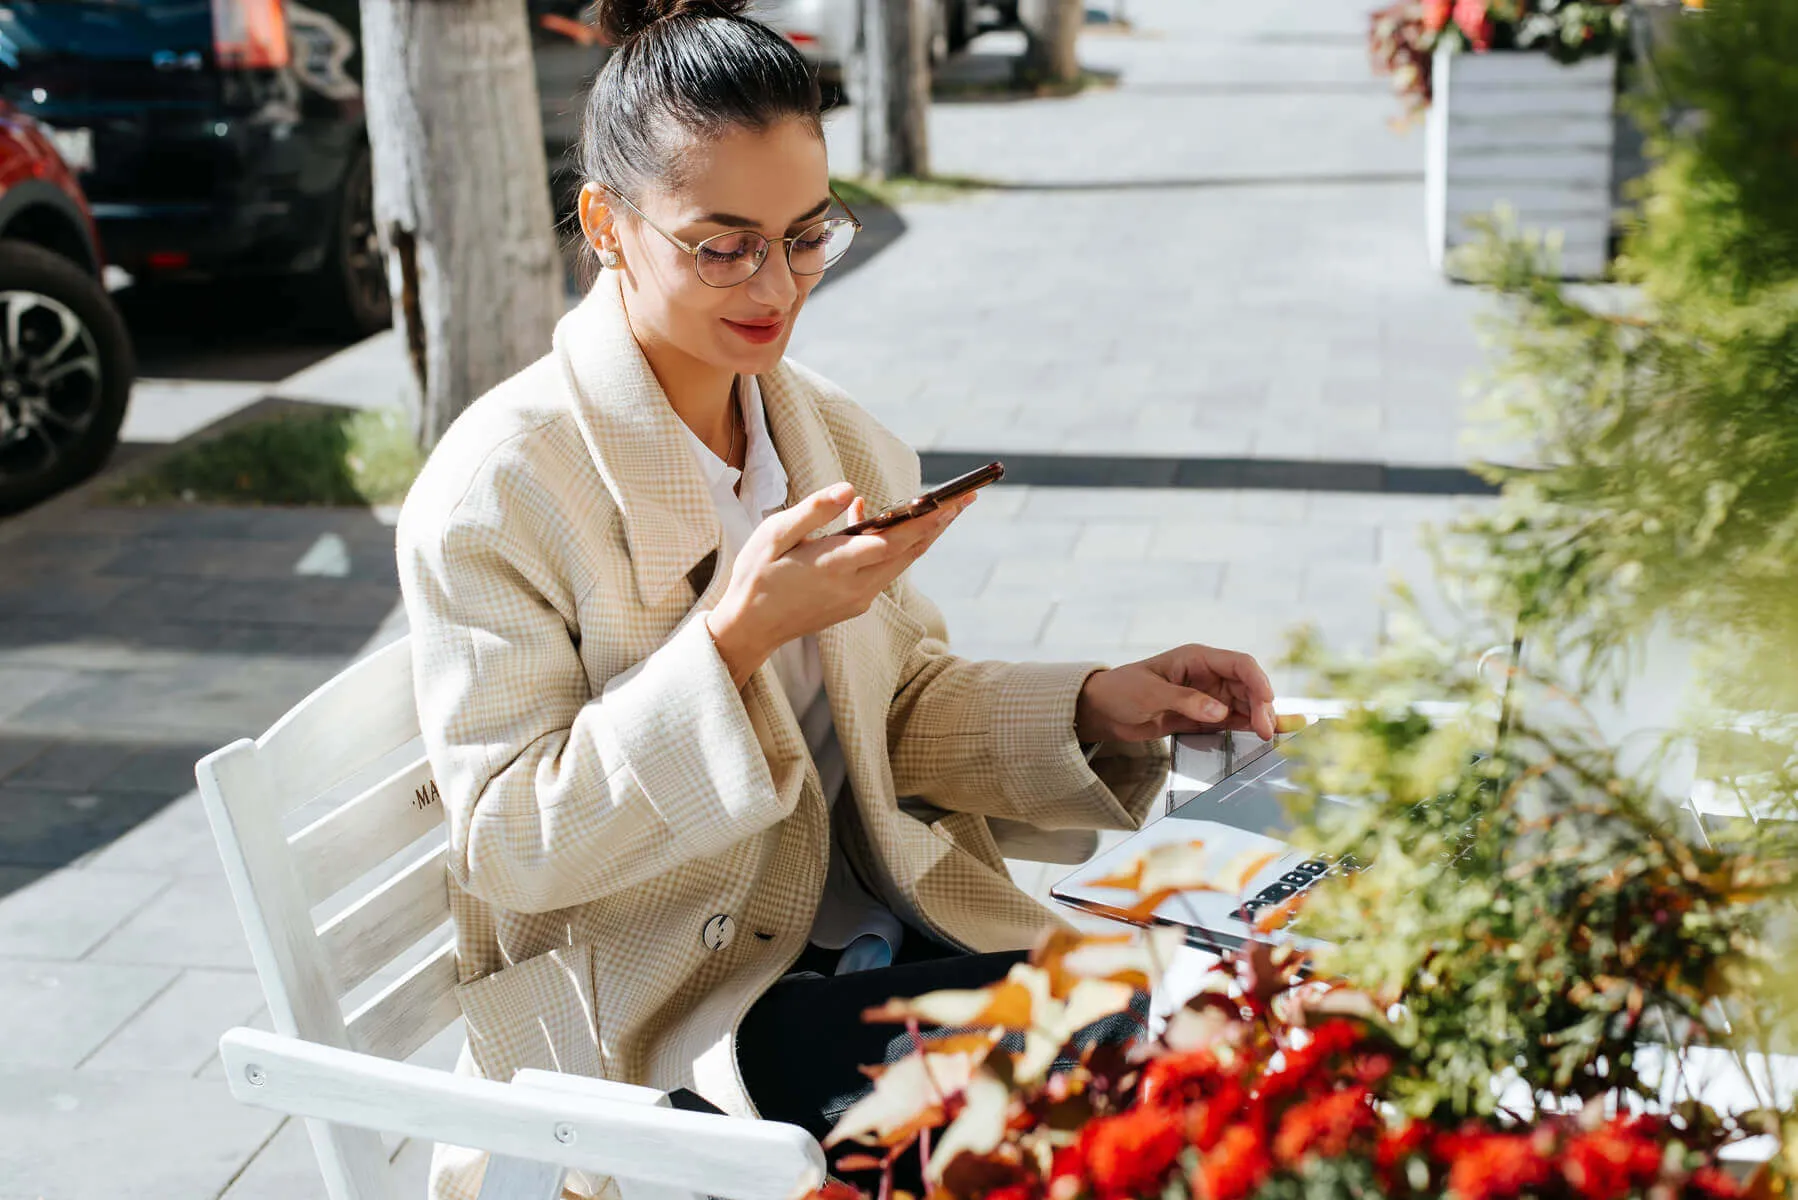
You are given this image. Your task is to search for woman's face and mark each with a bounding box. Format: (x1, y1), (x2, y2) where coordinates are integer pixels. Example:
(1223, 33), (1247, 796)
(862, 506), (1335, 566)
(582, 118), (832, 379)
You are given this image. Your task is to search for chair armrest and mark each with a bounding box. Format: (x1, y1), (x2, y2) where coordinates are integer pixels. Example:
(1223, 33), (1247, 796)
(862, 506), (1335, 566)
(217, 1027), (825, 1200)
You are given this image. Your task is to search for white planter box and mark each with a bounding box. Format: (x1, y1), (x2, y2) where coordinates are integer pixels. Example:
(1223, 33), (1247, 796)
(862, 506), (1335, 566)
(1425, 44), (1619, 279)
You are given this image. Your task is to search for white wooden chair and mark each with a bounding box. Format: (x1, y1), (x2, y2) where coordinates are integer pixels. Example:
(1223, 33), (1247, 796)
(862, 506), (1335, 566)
(195, 635), (827, 1200)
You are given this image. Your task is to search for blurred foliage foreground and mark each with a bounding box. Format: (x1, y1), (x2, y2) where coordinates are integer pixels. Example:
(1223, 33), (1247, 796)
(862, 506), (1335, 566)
(812, 2), (1798, 1197)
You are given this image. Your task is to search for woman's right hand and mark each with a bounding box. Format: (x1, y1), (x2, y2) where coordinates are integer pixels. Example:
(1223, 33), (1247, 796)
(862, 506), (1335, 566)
(703, 482), (974, 688)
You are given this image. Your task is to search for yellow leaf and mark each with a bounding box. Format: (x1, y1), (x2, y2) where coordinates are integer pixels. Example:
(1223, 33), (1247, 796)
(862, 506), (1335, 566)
(1058, 926), (1186, 991)
(926, 1069), (1011, 1179)
(865, 980), (1036, 1030)
(1089, 840), (1219, 896)
(823, 1046), (985, 1148)
(1220, 849), (1281, 895)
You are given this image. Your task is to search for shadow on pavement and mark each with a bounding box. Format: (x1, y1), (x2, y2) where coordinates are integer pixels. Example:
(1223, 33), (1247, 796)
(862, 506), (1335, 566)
(116, 280), (368, 383)
(0, 415), (407, 897)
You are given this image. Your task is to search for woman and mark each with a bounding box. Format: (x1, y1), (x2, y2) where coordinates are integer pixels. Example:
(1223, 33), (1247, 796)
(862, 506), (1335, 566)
(396, 0), (1278, 1195)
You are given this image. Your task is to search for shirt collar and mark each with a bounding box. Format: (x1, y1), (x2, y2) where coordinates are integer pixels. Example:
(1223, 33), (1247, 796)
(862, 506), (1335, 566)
(679, 375), (790, 520)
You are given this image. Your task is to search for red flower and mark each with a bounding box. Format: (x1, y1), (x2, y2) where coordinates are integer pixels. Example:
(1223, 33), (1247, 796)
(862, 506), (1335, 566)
(985, 1187), (1037, 1200)
(1077, 1105), (1186, 1200)
(1194, 1126), (1272, 1200)
(1375, 1121), (1430, 1189)
(1561, 1125), (1664, 1200)
(1257, 1021), (1364, 1101)
(1272, 1086), (1377, 1164)
(1186, 1080), (1250, 1153)
(1140, 1049), (1227, 1109)
(1452, 0), (1494, 49)
(1442, 1132), (1552, 1200)
(1689, 1167), (1745, 1199)
(1422, 0), (1452, 31)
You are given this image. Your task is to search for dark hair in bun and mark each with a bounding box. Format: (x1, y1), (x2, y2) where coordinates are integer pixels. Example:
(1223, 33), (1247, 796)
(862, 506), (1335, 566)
(581, 0), (821, 198)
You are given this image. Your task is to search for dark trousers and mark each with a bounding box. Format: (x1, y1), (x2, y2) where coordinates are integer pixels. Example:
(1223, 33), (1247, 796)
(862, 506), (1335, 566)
(673, 935), (1145, 1194)
(669, 936), (1026, 1193)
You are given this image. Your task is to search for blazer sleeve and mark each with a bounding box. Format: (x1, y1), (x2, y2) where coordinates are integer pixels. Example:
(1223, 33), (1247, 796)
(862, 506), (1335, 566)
(882, 575), (1167, 832)
(399, 503), (793, 916)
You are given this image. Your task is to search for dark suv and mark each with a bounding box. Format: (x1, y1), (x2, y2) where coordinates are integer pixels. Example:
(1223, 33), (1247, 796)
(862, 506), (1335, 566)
(0, 0), (609, 338)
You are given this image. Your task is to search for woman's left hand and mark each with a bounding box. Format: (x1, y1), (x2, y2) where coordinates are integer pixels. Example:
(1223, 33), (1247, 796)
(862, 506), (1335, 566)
(1075, 644), (1277, 744)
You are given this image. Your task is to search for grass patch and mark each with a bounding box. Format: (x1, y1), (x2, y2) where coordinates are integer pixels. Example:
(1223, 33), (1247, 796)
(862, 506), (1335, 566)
(831, 174), (995, 208)
(112, 406), (422, 508)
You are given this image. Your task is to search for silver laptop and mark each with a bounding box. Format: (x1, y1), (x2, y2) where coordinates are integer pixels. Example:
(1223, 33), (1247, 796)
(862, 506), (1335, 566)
(1051, 721), (1349, 953)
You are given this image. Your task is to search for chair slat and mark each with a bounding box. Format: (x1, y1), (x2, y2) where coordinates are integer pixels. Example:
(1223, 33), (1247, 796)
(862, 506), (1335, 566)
(292, 753), (443, 907)
(197, 740), (396, 1200)
(258, 637), (420, 815)
(318, 844), (452, 996)
(347, 940), (462, 1063)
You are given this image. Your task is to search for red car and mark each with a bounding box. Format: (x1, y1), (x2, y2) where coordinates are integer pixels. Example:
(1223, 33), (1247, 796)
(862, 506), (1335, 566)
(0, 99), (132, 514)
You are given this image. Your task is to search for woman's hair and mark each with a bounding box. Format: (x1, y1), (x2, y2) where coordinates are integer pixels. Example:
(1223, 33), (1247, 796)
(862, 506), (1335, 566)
(582, 0), (823, 198)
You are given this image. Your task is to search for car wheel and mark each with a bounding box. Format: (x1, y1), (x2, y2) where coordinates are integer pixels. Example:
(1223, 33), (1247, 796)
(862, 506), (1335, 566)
(0, 239), (133, 515)
(312, 145), (392, 338)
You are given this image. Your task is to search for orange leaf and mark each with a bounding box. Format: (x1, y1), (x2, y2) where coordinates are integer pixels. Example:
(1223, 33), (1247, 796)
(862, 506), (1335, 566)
(864, 980), (1035, 1030)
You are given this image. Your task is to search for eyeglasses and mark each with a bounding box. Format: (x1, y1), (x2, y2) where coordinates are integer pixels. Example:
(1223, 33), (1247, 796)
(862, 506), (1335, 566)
(601, 185), (862, 288)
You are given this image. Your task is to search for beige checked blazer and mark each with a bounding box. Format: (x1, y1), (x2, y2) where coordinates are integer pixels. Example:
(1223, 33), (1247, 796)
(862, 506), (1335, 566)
(395, 275), (1167, 1199)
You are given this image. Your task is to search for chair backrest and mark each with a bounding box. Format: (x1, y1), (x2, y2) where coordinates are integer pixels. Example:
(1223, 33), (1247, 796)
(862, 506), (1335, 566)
(198, 634), (457, 1200)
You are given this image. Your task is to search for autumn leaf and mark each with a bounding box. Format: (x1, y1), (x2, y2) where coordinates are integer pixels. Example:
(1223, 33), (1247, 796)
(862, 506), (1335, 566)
(864, 980), (1037, 1030)
(1088, 840), (1220, 895)
(927, 1067), (1012, 1178)
(1053, 926), (1186, 993)
(823, 1043), (988, 1148)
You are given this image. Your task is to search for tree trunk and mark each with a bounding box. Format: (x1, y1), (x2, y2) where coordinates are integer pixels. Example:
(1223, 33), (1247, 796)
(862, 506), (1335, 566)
(359, 0), (562, 449)
(1018, 0), (1082, 87)
(858, 0), (930, 180)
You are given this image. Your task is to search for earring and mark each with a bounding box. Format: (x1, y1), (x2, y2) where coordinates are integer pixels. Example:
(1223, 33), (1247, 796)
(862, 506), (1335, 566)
(599, 247), (621, 269)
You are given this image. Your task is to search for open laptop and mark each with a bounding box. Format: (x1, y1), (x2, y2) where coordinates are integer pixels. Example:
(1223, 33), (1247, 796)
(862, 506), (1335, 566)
(1051, 721), (1350, 954)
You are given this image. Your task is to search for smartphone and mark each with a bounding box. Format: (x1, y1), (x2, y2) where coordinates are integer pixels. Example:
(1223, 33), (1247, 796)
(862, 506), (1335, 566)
(840, 461), (1005, 536)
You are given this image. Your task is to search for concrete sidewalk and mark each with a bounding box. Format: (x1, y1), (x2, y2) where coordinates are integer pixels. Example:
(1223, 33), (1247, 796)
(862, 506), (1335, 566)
(0, 1), (1499, 1194)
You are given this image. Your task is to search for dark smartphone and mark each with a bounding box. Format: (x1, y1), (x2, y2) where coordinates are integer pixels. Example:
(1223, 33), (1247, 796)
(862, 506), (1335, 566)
(840, 461), (1005, 536)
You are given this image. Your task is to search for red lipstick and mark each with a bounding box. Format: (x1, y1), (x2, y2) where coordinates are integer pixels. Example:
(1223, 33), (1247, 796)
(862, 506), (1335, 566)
(723, 316), (785, 345)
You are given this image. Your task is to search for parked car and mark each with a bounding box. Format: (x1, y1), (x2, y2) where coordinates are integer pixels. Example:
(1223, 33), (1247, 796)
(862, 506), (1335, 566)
(0, 0), (885, 337)
(0, 99), (133, 515)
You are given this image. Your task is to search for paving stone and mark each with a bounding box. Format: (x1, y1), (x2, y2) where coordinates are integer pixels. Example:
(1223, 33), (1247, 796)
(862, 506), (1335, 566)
(0, 865), (46, 897)
(0, 666), (80, 723)
(0, 867), (173, 959)
(0, 959), (177, 1067)
(909, 555), (996, 601)
(81, 967), (266, 1074)
(0, 1067), (281, 1200)
(934, 595), (1055, 647)
(79, 791), (224, 878)
(1072, 522), (1155, 562)
(984, 558), (1224, 603)
(10, 656), (340, 743)
(0, 783), (174, 870)
(0, 734), (49, 779)
(94, 743), (215, 796)
(1219, 562), (1307, 605)
(86, 873), (255, 970)
(2, 741), (135, 791)
(218, 1117), (330, 1200)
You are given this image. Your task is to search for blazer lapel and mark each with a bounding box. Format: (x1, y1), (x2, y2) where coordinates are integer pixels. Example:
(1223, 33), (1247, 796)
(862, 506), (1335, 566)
(760, 364), (893, 803)
(554, 275), (722, 607)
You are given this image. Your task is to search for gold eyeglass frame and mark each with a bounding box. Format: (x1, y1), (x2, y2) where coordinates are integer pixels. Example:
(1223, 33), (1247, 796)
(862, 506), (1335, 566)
(599, 184), (863, 288)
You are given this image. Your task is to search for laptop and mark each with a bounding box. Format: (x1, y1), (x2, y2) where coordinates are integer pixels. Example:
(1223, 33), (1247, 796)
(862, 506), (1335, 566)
(1051, 720), (1351, 954)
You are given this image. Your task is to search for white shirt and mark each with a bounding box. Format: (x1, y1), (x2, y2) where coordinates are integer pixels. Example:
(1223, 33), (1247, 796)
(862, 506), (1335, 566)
(678, 376), (904, 964)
